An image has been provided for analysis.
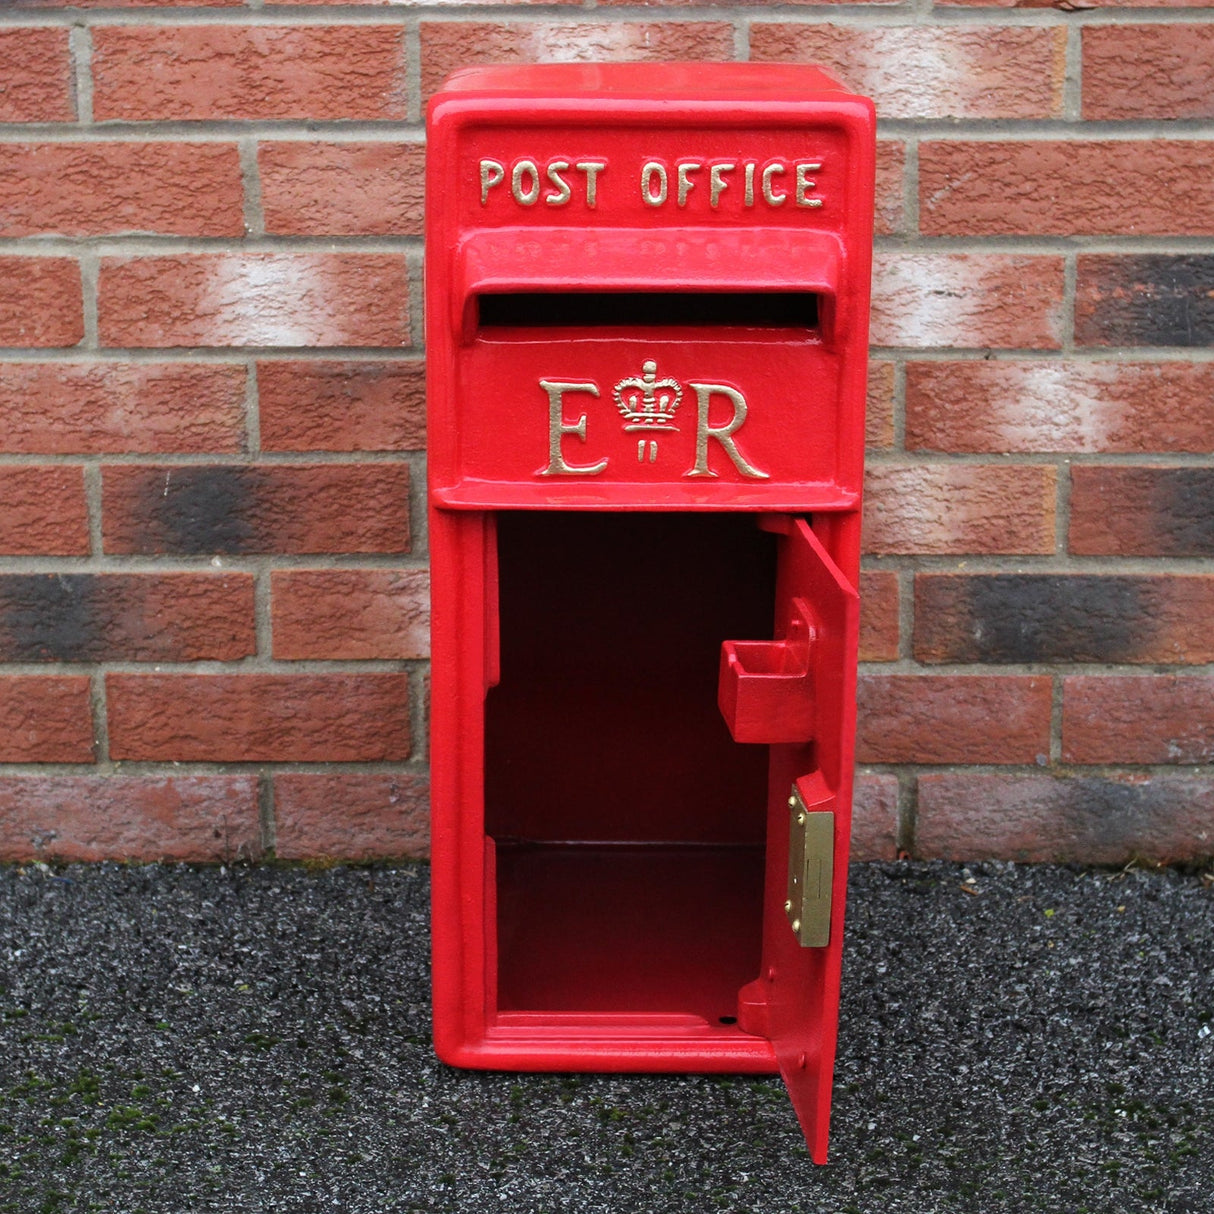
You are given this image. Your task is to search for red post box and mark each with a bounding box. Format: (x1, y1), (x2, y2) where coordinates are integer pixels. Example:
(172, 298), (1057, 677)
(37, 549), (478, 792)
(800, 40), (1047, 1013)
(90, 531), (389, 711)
(425, 63), (874, 1163)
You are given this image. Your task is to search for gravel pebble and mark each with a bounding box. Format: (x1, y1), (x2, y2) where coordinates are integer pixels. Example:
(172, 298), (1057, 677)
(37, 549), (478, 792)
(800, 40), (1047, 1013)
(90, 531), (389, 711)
(0, 860), (1211, 1212)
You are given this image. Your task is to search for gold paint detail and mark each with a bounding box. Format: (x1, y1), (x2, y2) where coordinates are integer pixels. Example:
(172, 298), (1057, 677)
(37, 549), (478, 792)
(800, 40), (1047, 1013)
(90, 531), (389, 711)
(685, 383), (769, 480)
(538, 380), (608, 476)
(479, 159), (505, 205)
(786, 790), (834, 948)
(614, 359), (682, 433)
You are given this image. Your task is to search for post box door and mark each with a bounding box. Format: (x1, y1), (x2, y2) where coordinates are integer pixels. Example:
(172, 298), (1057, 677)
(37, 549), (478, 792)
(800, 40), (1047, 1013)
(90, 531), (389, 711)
(719, 515), (858, 1164)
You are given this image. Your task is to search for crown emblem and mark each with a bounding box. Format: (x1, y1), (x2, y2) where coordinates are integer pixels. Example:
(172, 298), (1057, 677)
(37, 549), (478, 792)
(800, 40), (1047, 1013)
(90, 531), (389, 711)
(613, 360), (682, 432)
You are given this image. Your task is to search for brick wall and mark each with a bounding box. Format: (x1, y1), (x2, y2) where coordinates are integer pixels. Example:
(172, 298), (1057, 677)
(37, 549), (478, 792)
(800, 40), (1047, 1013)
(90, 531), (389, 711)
(0, 1), (1210, 866)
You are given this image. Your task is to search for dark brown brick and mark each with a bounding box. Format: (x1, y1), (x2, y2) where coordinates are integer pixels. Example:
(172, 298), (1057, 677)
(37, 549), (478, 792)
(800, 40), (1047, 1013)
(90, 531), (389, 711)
(1070, 467), (1214, 557)
(915, 574), (1214, 665)
(857, 674), (1051, 764)
(274, 772), (429, 860)
(0, 677), (93, 763)
(102, 464), (411, 556)
(1064, 675), (1214, 765)
(107, 673), (411, 762)
(0, 573), (254, 662)
(0, 467), (88, 556)
(917, 772), (1214, 863)
(257, 360), (425, 453)
(0, 775), (260, 863)
(1076, 255), (1214, 348)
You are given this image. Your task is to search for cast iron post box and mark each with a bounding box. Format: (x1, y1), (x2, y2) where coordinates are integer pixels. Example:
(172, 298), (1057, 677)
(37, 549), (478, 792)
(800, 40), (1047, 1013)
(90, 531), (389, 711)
(425, 63), (874, 1162)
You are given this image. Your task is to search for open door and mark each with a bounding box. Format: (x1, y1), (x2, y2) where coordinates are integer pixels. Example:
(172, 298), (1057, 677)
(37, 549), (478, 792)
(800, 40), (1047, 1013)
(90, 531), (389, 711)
(718, 515), (859, 1163)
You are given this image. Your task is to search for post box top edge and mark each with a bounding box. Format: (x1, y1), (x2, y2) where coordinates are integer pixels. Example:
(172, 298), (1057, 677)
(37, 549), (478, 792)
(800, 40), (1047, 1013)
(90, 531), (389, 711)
(430, 62), (868, 111)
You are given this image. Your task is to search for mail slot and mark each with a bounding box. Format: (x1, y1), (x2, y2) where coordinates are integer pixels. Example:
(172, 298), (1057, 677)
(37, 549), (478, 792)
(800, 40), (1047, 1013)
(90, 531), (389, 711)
(425, 63), (874, 1163)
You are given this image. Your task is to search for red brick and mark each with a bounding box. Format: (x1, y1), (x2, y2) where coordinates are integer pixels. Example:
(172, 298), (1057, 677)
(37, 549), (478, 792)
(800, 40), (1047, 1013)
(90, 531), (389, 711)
(916, 772), (1214, 864)
(103, 463), (410, 556)
(1064, 676), (1214, 766)
(274, 772), (429, 861)
(920, 141), (1214, 238)
(0, 776), (260, 864)
(874, 141), (905, 237)
(0, 363), (245, 455)
(906, 361), (1214, 455)
(1070, 466), (1214, 558)
(0, 467), (88, 557)
(0, 677), (93, 764)
(107, 673), (410, 762)
(915, 573), (1214, 666)
(859, 570), (899, 662)
(1083, 25), (1214, 121)
(420, 21), (734, 100)
(93, 25), (408, 121)
(749, 24), (1065, 119)
(857, 674), (1052, 765)
(259, 142), (424, 237)
(16, 0), (243, 7)
(871, 254), (1065, 350)
(98, 254), (409, 349)
(0, 573), (254, 662)
(0, 29), (73, 122)
(257, 360), (425, 452)
(271, 569), (429, 660)
(0, 258), (83, 348)
(0, 144), (242, 239)
(865, 358), (895, 451)
(863, 464), (1055, 556)
(1075, 255), (1214, 349)
(851, 773), (899, 862)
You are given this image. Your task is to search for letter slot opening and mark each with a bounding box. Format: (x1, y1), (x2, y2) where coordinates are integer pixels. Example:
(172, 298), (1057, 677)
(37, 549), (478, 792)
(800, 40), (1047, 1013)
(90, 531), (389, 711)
(477, 291), (819, 331)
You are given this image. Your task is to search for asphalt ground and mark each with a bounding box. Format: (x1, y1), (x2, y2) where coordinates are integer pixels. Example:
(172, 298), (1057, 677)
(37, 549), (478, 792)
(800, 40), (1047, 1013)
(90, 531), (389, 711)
(0, 859), (1211, 1214)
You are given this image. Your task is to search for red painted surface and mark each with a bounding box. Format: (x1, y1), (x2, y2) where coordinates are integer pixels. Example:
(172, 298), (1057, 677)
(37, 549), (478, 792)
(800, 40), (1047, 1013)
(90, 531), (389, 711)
(425, 63), (874, 1164)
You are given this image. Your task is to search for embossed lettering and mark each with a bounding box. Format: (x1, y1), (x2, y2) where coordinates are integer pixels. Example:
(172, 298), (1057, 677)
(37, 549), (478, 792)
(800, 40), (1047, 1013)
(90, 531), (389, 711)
(538, 380), (608, 477)
(676, 162), (701, 207)
(795, 162), (823, 209)
(686, 383), (769, 480)
(511, 160), (541, 206)
(641, 161), (668, 207)
(709, 163), (735, 208)
(761, 163), (787, 207)
(575, 160), (606, 209)
(545, 161), (572, 207)
(479, 159), (505, 205)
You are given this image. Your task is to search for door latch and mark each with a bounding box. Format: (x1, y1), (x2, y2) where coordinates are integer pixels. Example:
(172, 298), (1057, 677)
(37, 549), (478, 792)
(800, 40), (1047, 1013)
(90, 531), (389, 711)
(785, 788), (834, 948)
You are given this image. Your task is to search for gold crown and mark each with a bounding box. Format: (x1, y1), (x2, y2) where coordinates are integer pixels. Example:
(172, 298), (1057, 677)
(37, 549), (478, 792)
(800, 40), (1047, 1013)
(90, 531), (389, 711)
(613, 360), (682, 431)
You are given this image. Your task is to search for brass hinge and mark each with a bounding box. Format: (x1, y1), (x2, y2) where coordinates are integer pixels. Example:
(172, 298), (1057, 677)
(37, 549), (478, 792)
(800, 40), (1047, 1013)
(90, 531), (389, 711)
(785, 789), (834, 948)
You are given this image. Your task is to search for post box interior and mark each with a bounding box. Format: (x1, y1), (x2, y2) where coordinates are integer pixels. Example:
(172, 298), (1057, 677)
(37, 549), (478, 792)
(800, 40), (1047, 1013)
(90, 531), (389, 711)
(485, 509), (787, 1032)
